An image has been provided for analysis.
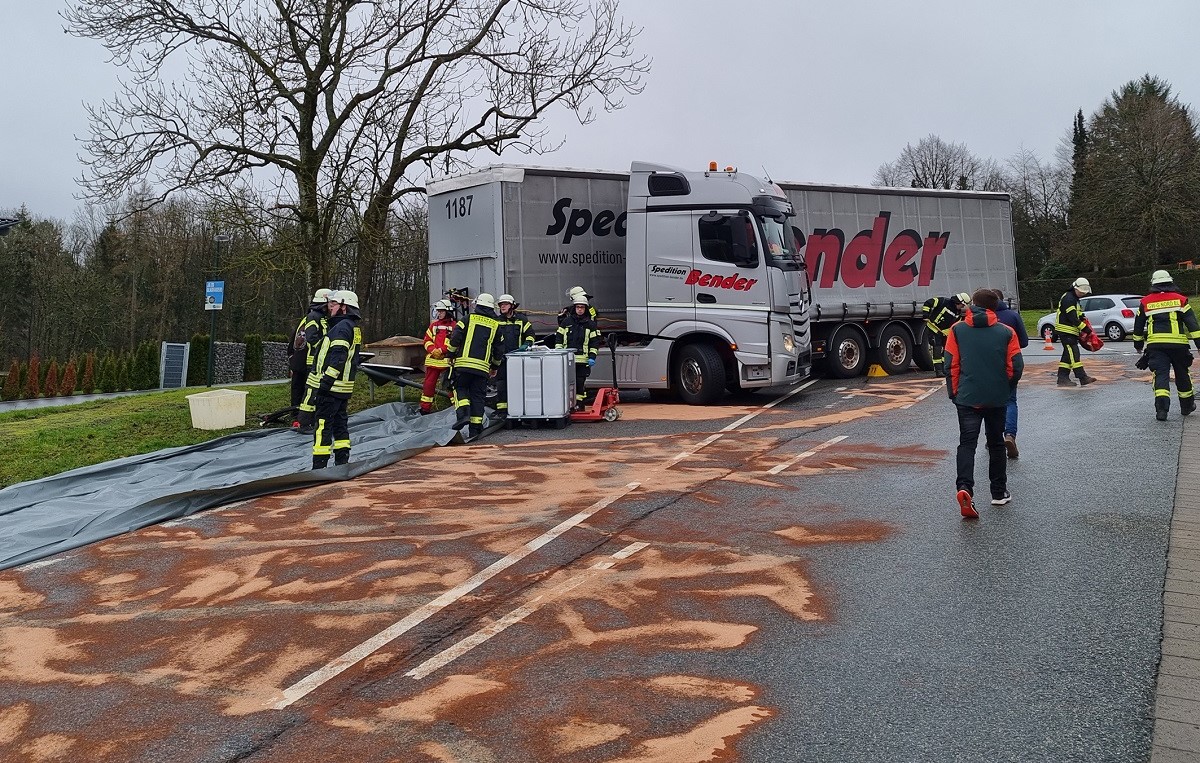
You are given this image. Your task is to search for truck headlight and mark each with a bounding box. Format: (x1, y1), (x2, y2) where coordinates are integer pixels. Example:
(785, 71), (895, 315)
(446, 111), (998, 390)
(782, 333), (795, 354)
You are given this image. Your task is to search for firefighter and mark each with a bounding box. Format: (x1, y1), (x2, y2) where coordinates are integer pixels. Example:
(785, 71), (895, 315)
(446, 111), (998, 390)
(308, 290), (363, 469)
(556, 295), (600, 409)
(420, 299), (456, 415)
(446, 292), (505, 439)
(559, 285), (598, 326)
(1055, 277), (1097, 387)
(290, 288), (333, 432)
(1132, 270), (1200, 421)
(494, 293), (535, 419)
(922, 293), (969, 378)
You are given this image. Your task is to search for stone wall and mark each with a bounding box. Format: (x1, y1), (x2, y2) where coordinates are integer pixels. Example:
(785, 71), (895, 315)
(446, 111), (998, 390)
(213, 342), (246, 385)
(262, 341), (290, 380)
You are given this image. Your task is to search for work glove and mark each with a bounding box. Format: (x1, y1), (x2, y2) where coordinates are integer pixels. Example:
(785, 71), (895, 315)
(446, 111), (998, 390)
(1135, 354), (1150, 370)
(318, 377), (334, 394)
(587, 358), (596, 367)
(1133, 342), (1144, 353)
(429, 348), (443, 360)
(518, 343), (532, 352)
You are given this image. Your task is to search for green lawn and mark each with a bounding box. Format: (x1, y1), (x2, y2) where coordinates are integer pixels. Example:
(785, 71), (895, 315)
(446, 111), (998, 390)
(0, 377), (421, 489)
(1020, 309), (1045, 338)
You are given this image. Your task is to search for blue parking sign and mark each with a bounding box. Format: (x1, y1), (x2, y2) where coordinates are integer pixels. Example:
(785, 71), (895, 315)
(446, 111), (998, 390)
(205, 281), (224, 311)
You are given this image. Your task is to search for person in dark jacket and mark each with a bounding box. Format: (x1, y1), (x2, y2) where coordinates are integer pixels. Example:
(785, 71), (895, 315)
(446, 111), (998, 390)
(921, 293), (969, 378)
(1132, 270), (1200, 420)
(1055, 277), (1097, 387)
(991, 289), (1029, 458)
(307, 290), (362, 469)
(556, 295), (600, 409)
(446, 293), (505, 439)
(290, 288), (333, 432)
(944, 288), (1024, 518)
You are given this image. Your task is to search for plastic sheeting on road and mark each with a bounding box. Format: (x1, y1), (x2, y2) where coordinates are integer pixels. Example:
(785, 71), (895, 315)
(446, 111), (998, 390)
(0, 403), (457, 570)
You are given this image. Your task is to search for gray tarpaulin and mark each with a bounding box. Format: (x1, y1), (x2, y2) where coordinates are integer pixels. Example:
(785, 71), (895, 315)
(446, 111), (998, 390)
(0, 403), (457, 570)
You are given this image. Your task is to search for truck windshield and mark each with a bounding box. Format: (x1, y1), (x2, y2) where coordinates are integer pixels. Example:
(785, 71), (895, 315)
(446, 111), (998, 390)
(759, 215), (801, 271)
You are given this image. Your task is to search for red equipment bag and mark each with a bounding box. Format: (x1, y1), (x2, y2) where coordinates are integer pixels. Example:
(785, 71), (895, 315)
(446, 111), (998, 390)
(1079, 319), (1104, 352)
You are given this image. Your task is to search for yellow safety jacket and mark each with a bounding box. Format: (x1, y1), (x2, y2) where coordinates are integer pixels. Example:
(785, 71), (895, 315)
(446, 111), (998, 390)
(1054, 291), (1084, 337)
(447, 308), (504, 375)
(1132, 288), (1200, 348)
(307, 315), (362, 398)
(922, 297), (959, 336)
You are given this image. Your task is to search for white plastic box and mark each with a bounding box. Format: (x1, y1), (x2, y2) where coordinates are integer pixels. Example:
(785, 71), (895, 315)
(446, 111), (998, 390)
(186, 388), (249, 430)
(506, 349), (575, 421)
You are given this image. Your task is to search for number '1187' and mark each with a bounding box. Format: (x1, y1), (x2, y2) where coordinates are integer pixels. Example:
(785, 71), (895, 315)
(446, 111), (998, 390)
(446, 195), (473, 219)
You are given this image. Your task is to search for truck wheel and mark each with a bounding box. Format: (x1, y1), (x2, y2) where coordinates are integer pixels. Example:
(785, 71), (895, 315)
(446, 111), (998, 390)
(875, 325), (913, 376)
(648, 388), (676, 403)
(826, 327), (868, 379)
(913, 334), (934, 371)
(675, 344), (726, 405)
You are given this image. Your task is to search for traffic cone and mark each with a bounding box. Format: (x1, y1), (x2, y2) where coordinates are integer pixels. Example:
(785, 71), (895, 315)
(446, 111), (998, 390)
(1043, 335), (1054, 351)
(867, 364), (888, 377)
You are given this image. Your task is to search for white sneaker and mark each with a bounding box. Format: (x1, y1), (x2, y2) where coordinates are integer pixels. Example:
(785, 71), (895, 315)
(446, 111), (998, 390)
(991, 491), (1012, 506)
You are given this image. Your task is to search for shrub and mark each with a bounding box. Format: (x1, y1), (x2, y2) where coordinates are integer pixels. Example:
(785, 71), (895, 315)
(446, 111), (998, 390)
(143, 341), (161, 388)
(2, 360), (19, 401)
(44, 359), (60, 398)
(188, 333), (209, 386)
(60, 358), (77, 397)
(81, 352), (96, 394)
(244, 333), (263, 382)
(117, 352), (130, 392)
(98, 352), (118, 393)
(24, 355), (41, 400)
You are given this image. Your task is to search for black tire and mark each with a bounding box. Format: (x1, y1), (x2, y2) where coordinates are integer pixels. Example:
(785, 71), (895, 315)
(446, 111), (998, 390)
(874, 325), (913, 376)
(826, 327), (868, 379)
(648, 388), (676, 403)
(1104, 322), (1126, 341)
(1041, 324), (1055, 342)
(913, 333), (934, 371)
(553, 416), (569, 429)
(674, 343), (726, 405)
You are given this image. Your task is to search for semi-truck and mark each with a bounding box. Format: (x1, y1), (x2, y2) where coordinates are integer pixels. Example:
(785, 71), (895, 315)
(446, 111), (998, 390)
(779, 182), (1019, 378)
(426, 162), (811, 404)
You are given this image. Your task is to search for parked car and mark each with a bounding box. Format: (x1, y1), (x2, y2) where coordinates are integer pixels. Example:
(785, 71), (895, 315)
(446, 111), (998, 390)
(1037, 294), (1143, 342)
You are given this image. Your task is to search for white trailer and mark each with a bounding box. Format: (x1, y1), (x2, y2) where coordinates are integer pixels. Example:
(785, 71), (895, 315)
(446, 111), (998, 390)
(778, 182), (1019, 378)
(427, 163), (812, 404)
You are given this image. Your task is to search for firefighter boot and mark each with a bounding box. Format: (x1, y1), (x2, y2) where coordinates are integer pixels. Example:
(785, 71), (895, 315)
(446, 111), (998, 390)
(1077, 372), (1097, 386)
(1156, 397), (1170, 422)
(334, 449), (350, 466)
(1181, 397), (1196, 417)
(468, 424), (483, 440)
(1057, 370), (1076, 387)
(312, 455), (330, 470)
(451, 410), (469, 431)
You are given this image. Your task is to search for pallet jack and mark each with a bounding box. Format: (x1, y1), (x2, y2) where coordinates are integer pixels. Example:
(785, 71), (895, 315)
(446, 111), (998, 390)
(569, 333), (621, 423)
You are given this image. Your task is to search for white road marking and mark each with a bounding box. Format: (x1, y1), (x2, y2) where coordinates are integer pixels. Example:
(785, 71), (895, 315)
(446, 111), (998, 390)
(404, 542), (650, 681)
(17, 558), (62, 571)
(268, 482), (641, 709)
(768, 435), (849, 475)
(900, 385), (944, 409)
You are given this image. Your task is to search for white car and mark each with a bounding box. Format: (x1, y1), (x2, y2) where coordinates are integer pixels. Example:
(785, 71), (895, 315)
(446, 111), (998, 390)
(1036, 294), (1142, 342)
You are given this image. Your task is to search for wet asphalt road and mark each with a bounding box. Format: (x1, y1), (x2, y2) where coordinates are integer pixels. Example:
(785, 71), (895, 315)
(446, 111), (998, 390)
(0, 346), (1179, 762)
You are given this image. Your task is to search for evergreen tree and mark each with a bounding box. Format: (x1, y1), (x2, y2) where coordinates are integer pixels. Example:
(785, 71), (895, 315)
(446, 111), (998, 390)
(24, 355), (41, 400)
(2, 360), (19, 401)
(44, 359), (60, 398)
(117, 352), (131, 391)
(81, 352), (96, 394)
(60, 358), (78, 397)
(188, 334), (209, 386)
(244, 334), (263, 382)
(98, 352), (118, 393)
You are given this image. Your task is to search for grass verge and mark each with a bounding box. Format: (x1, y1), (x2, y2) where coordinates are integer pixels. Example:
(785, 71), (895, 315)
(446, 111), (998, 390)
(0, 378), (424, 489)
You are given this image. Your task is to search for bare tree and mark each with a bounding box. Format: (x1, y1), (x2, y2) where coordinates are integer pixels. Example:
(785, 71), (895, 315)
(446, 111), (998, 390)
(63, 0), (648, 295)
(874, 134), (1004, 191)
(1002, 147), (1070, 278)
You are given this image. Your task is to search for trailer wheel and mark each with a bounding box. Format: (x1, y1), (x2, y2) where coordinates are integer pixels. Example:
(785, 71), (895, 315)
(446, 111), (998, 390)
(675, 343), (726, 405)
(875, 325), (913, 376)
(913, 333), (935, 372)
(826, 327), (868, 379)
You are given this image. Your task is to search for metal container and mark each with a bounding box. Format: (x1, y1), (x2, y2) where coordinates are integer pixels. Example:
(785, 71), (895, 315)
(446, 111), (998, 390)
(505, 349), (575, 424)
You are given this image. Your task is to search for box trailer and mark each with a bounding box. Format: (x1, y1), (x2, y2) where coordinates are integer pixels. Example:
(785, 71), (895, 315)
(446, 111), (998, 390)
(427, 163), (812, 404)
(778, 182), (1019, 378)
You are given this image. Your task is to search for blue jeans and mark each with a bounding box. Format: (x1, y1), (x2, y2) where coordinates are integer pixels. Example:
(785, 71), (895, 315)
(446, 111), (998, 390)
(1005, 386), (1018, 437)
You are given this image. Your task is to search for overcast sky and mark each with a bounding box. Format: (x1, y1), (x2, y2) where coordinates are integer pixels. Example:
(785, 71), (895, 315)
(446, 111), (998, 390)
(3, 1), (1198, 221)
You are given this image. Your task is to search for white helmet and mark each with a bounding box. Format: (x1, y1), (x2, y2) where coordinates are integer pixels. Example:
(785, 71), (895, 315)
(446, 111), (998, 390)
(1151, 269), (1173, 285)
(566, 285), (591, 300)
(312, 288), (334, 303)
(572, 295), (590, 306)
(475, 293), (496, 310)
(497, 294), (515, 306)
(1071, 277), (1092, 295)
(433, 299), (453, 312)
(954, 292), (970, 305)
(336, 290), (360, 309)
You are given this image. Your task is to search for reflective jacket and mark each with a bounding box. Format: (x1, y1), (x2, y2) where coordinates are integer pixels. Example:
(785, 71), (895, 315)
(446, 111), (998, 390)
(559, 302), (599, 327)
(556, 312), (600, 365)
(497, 310), (535, 357)
(1055, 291), (1084, 337)
(922, 297), (959, 335)
(945, 305), (1024, 408)
(1132, 285), (1200, 350)
(423, 317), (456, 369)
(308, 313), (362, 399)
(447, 307), (504, 376)
(290, 305), (327, 369)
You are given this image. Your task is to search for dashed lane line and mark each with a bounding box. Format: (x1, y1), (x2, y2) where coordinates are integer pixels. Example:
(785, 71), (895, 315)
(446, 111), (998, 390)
(767, 435), (849, 475)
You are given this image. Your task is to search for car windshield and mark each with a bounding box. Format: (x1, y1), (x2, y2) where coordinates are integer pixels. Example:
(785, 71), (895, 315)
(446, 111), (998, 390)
(759, 215), (800, 271)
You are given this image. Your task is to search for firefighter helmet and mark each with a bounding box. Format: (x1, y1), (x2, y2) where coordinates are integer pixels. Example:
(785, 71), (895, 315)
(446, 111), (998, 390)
(433, 299), (453, 312)
(498, 294), (515, 305)
(1071, 277), (1092, 295)
(1151, 270), (1173, 285)
(312, 288), (335, 303)
(566, 285), (592, 300)
(336, 291), (360, 309)
(475, 293), (496, 310)
(954, 292), (970, 305)
(572, 295), (590, 306)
